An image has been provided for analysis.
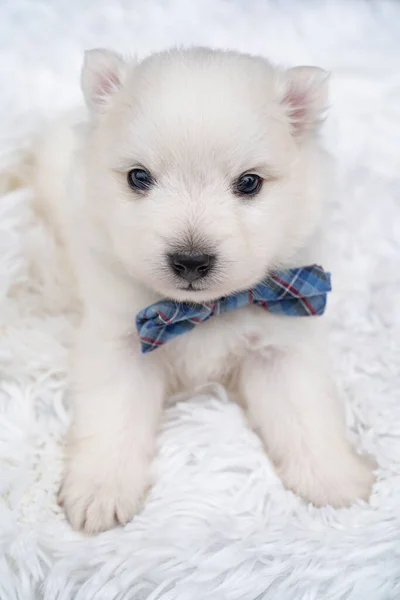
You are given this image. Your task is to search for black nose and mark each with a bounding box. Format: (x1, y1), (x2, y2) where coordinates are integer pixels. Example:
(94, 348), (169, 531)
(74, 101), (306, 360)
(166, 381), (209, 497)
(169, 252), (215, 282)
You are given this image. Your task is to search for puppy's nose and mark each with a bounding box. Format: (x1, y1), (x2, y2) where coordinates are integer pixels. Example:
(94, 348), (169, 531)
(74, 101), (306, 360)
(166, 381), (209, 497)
(169, 252), (215, 282)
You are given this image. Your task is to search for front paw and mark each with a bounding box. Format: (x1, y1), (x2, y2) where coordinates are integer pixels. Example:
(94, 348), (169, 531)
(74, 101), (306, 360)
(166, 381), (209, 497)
(277, 448), (376, 508)
(59, 439), (150, 534)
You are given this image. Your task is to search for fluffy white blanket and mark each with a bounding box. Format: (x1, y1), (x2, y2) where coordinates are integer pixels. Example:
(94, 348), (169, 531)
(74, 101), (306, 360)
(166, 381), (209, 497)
(1, 1), (400, 598)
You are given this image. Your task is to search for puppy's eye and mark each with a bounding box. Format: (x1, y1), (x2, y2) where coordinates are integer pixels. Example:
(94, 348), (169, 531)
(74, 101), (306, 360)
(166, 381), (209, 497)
(234, 173), (263, 196)
(127, 168), (154, 192)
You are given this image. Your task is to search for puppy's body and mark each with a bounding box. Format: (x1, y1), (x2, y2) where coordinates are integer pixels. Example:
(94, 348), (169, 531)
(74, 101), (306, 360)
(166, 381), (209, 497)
(32, 48), (374, 533)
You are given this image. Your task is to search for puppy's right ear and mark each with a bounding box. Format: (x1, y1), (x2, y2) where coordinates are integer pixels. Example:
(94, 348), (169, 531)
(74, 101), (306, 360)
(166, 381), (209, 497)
(81, 48), (126, 112)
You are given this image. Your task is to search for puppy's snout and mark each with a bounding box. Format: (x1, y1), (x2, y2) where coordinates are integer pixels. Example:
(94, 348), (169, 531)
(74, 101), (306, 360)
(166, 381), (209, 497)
(169, 251), (215, 283)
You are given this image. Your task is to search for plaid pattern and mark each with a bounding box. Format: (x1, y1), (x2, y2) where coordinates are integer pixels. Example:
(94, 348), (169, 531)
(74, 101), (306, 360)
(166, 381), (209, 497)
(136, 264), (331, 353)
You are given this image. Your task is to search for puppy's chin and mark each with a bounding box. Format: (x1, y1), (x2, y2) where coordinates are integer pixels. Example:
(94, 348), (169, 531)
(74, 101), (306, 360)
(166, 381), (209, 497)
(163, 287), (223, 303)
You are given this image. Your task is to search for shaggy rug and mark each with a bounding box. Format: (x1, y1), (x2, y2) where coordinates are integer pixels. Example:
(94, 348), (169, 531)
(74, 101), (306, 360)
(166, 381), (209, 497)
(1, 1), (400, 598)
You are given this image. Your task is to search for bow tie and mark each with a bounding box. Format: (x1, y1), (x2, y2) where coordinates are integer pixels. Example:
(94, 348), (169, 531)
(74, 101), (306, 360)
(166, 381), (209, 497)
(136, 264), (331, 353)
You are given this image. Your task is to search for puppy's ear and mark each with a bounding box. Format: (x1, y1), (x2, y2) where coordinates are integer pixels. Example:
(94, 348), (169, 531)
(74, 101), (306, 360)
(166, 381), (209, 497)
(279, 66), (329, 136)
(81, 48), (126, 112)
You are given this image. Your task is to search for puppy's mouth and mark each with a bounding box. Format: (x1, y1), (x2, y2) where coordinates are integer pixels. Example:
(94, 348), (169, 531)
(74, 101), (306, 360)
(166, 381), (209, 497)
(161, 280), (221, 303)
(177, 283), (199, 292)
(158, 267), (261, 303)
(175, 282), (215, 299)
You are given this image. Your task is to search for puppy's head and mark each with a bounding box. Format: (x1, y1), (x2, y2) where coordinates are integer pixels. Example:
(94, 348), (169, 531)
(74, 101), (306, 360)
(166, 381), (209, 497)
(81, 47), (329, 301)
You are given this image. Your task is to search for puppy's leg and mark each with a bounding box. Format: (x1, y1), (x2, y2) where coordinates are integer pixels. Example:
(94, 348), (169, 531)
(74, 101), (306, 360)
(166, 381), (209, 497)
(239, 345), (375, 507)
(59, 317), (165, 534)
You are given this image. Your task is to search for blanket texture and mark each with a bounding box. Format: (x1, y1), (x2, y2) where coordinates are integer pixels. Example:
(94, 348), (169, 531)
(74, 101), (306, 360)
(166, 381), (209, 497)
(1, 1), (400, 598)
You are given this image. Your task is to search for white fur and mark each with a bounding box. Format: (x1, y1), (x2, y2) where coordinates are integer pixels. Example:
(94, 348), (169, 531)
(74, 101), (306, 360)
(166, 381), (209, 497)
(32, 47), (374, 534)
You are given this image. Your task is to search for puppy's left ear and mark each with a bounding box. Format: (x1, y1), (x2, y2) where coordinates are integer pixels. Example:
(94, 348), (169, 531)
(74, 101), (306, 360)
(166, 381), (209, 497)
(279, 66), (330, 137)
(81, 48), (127, 113)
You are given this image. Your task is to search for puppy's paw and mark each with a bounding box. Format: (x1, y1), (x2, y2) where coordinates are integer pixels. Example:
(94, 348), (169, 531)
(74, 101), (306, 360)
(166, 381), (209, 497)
(59, 440), (150, 534)
(277, 448), (376, 508)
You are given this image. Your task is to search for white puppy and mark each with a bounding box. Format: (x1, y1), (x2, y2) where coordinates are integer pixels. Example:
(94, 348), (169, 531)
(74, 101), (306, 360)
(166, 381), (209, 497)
(32, 47), (374, 534)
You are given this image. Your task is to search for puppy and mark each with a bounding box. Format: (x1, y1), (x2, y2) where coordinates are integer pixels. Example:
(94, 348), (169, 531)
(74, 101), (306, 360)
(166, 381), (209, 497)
(32, 47), (374, 533)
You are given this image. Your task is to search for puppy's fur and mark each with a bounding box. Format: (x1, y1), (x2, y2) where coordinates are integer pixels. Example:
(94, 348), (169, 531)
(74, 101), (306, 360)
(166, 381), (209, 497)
(31, 47), (374, 533)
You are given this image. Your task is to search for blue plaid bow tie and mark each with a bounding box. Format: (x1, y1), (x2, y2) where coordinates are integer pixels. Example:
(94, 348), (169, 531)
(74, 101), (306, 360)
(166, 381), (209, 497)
(136, 264), (331, 353)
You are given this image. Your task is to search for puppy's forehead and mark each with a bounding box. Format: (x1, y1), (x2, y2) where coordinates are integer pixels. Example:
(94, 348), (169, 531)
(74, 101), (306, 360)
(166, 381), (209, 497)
(113, 53), (294, 172)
